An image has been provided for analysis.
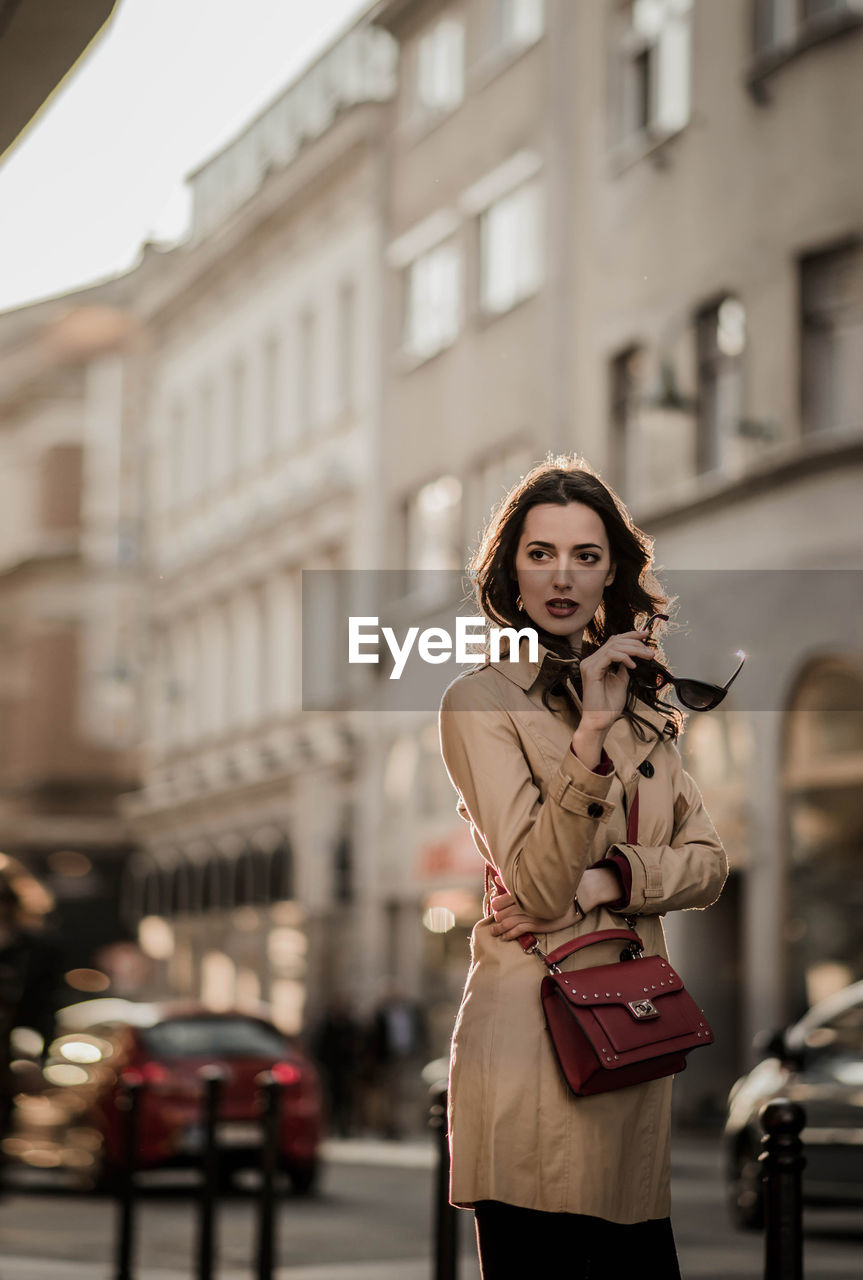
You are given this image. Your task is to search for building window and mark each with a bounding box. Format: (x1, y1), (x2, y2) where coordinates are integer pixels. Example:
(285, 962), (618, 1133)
(298, 310), (316, 434)
(609, 346), (645, 497)
(415, 17), (465, 115)
(182, 390), (201, 504)
(301, 551), (349, 711)
(617, 0), (693, 144)
(337, 281), (356, 415)
(332, 835), (353, 905)
(800, 242), (863, 436)
(233, 590), (263, 727)
(490, 0), (545, 50)
(170, 401), (186, 511)
(608, 345), (701, 506)
(268, 569), (300, 714)
(262, 334), (280, 457)
(198, 380), (214, 495)
(210, 372), (231, 489)
(696, 297), (747, 474)
(198, 607), (218, 738)
(37, 443), (82, 532)
(152, 628), (174, 749)
(479, 181), (543, 317)
(465, 446), (531, 552)
(405, 474), (463, 576)
(801, 0), (853, 14)
(754, 0), (786, 49)
(754, 0), (861, 51)
(176, 617), (199, 745)
(229, 357), (246, 477)
(215, 600), (232, 732)
(403, 242), (462, 361)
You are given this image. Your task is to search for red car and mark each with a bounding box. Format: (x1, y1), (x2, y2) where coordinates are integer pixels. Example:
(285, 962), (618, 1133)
(8, 999), (323, 1194)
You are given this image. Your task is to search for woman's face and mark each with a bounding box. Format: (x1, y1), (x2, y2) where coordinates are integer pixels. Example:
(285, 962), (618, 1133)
(513, 502), (615, 652)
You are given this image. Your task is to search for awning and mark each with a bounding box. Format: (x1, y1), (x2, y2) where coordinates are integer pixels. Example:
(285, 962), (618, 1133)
(0, 0), (120, 159)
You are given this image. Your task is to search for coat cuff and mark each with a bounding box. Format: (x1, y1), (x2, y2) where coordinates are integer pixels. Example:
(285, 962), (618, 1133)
(551, 743), (615, 821)
(604, 840), (728, 914)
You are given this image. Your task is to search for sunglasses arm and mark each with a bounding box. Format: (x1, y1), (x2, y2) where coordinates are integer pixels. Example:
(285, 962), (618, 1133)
(722, 650), (747, 692)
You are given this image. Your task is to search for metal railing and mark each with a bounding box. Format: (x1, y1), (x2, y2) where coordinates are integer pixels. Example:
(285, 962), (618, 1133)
(429, 1085), (459, 1280)
(113, 1067), (285, 1280)
(759, 1098), (806, 1280)
(427, 1087), (809, 1280)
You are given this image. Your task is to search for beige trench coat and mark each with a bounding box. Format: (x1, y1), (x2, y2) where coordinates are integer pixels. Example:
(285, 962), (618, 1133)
(437, 634), (728, 1223)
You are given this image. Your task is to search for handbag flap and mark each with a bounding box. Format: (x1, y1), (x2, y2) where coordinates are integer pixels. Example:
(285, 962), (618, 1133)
(543, 954), (713, 1059)
(552, 954), (682, 1008)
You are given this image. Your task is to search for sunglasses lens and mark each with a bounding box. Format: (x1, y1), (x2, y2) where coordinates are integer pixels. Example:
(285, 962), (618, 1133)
(676, 681), (720, 711)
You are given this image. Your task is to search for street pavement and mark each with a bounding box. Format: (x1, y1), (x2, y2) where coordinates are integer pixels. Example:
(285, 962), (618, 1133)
(0, 1130), (860, 1279)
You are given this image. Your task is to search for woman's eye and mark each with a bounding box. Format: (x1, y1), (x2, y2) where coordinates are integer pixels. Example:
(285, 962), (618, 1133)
(526, 550), (600, 563)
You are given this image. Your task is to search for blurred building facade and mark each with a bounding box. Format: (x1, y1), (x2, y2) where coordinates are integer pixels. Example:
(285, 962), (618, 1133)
(120, 17), (398, 1035)
(0, 279), (143, 985)
(0, 0), (860, 1128)
(563, 0), (863, 1121)
(369, 0), (550, 1057)
(370, 0), (863, 1121)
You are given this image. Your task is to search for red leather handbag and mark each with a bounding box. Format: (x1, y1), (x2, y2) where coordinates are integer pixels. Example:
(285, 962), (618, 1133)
(516, 785), (714, 1096)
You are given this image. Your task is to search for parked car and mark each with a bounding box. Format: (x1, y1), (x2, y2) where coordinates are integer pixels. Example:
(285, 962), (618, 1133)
(724, 979), (863, 1229)
(5, 999), (323, 1193)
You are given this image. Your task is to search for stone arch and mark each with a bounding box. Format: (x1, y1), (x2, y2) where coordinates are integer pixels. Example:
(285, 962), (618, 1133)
(142, 867), (163, 917)
(172, 860), (196, 915)
(235, 847), (269, 906)
(268, 838), (294, 902)
(201, 854), (229, 912)
(781, 653), (863, 1010)
(121, 854), (154, 927)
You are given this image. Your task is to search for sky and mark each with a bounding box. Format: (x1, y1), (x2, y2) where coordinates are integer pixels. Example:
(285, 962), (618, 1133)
(0, 0), (369, 314)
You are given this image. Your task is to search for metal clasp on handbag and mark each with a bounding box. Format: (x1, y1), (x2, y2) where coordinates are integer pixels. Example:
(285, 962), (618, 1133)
(524, 938), (562, 975)
(620, 916), (644, 962)
(628, 998), (659, 1019)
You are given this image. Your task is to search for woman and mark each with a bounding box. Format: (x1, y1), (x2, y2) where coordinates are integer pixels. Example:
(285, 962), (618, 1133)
(437, 457), (728, 1278)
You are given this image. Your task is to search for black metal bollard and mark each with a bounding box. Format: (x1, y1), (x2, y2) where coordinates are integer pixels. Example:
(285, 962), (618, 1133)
(429, 1086), (458, 1280)
(759, 1097), (806, 1280)
(196, 1066), (225, 1280)
(255, 1071), (282, 1280)
(114, 1074), (143, 1280)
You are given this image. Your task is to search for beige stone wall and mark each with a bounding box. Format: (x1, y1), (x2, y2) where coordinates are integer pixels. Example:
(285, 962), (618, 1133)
(569, 0), (863, 491)
(380, 8), (553, 544)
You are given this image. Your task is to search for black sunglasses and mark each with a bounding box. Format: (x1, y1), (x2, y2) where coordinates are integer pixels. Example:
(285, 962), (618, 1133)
(630, 613), (746, 712)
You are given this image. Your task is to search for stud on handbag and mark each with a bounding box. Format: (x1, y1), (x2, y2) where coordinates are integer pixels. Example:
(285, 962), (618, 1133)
(515, 783), (715, 1096)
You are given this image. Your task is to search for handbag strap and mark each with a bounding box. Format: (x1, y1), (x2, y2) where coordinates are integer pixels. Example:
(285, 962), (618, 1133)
(627, 784), (639, 846)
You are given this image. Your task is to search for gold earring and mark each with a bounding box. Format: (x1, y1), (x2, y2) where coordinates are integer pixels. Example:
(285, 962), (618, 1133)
(516, 594), (524, 612)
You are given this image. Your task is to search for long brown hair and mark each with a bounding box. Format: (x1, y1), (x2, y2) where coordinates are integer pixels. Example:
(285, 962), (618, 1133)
(465, 453), (683, 742)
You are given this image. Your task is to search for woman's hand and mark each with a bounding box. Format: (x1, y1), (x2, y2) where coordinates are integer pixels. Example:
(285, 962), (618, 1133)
(489, 886), (579, 939)
(574, 866), (625, 914)
(489, 869), (623, 939)
(576, 629), (656, 733)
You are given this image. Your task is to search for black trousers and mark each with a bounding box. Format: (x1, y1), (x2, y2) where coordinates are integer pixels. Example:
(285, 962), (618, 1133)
(473, 1199), (682, 1280)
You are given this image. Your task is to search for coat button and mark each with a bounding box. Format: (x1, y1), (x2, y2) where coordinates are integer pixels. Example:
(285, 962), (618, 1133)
(638, 760), (655, 778)
(587, 802), (603, 818)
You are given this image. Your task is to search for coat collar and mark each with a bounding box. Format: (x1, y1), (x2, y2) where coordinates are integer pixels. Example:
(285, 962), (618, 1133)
(484, 631), (671, 766)
(487, 630), (582, 693)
